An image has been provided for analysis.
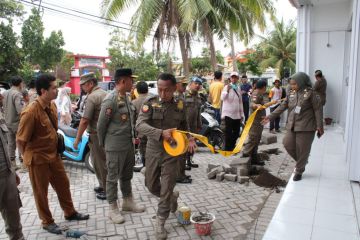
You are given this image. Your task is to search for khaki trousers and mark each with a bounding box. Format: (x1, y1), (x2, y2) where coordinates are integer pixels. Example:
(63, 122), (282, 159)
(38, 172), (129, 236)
(0, 172), (24, 240)
(243, 125), (263, 163)
(6, 128), (22, 162)
(176, 154), (186, 179)
(28, 159), (76, 226)
(283, 130), (315, 174)
(145, 149), (177, 219)
(105, 149), (135, 203)
(88, 134), (107, 191)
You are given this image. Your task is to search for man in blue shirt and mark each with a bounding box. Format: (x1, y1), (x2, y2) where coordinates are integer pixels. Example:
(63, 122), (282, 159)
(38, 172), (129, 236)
(240, 75), (252, 122)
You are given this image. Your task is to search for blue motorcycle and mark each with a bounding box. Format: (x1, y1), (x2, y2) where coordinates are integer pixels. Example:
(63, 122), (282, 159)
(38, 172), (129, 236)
(57, 124), (94, 173)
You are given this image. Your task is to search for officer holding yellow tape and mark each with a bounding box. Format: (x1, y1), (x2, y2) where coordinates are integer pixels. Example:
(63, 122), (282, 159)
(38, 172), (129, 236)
(136, 73), (196, 240)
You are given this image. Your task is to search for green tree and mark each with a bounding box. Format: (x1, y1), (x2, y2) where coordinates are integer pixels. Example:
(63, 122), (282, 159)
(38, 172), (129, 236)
(39, 31), (65, 70)
(191, 47), (223, 74)
(21, 8), (44, 65)
(259, 19), (296, 79)
(0, 22), (23, 81)
(56, 52), (75, 81)
(0, 0), (24, 23)
(107, 29), (159, 81)
(0, 0), (24, 81)
(237, 49), (263, 76)
(102, 0), (221, 77)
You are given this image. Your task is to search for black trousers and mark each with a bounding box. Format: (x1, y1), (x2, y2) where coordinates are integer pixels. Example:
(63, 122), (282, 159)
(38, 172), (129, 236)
(270, 105), (281, 130)
(224, 116), (241, 151)
(243, 101), (250, 123)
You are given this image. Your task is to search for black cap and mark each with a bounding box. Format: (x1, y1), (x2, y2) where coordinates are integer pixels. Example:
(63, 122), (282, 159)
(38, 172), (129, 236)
(114, 68), (138, 79)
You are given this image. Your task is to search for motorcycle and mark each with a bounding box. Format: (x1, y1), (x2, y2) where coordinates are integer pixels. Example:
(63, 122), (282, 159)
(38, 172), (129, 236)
(199, 102), (225, 150)
(57, 124), (94, 173)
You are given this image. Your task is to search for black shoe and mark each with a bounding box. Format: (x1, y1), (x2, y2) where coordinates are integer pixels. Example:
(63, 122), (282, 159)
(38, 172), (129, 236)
(96, 191), (107, 200)
(276, 129), (281, 133)
(185, 165), (191, 171)
(242, 153), (250, 158)
(293, 173), (302, 181)
(93, 186), (104, 193)
(176, 177), (192, 184)
(188, 161), (199, 168)
(185, 175), (191, 179)
(43, 223), (62, 235)
(252, 161), (265, 166)
(65, 212), (90, 221)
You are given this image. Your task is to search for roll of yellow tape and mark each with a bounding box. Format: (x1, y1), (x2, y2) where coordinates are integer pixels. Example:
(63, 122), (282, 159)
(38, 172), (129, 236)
(163, 131), (188, 156)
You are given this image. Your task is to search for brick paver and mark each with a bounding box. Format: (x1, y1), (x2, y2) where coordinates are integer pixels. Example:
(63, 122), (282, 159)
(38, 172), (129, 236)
(0, 132), (295, 239)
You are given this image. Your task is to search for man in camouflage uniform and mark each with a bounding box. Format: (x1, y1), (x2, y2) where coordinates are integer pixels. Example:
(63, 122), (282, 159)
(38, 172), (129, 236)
(136, 73), (196, 240)
(2, 76), (25, 171)
(74, 73), (108, 200)
(242, 80), (268, 167)
(97, 69), (145, 224)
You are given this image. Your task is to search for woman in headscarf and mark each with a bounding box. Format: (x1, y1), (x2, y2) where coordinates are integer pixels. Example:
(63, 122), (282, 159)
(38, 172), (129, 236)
(262, 72), (324, 181)
(59, 87), (72, 125)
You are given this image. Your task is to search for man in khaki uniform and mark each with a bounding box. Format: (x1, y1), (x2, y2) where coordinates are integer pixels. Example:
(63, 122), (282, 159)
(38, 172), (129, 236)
(2, 76), (25, 171)
(97, 69), (145, 224)
(136, 73), (196, 240)
(263, 72), (324, 181)
(0, 124), (24, 240)
(242, 80), (268, 167)
(73, 73), (107, 200)
(314, 70), (327, 106)
(132, 81), (150, 170)
(174, 77), (192, 183)
(176, 77), (203, 184)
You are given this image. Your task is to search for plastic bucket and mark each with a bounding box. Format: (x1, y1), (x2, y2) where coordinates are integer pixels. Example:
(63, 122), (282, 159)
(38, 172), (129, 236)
(190, 213), (215, 236)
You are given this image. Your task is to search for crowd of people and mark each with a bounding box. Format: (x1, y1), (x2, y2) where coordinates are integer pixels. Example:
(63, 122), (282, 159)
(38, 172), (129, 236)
(0, 68), (327, 240)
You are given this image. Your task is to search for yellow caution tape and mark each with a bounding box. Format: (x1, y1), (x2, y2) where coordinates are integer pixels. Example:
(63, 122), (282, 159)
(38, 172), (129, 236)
(164, 99), (285, 157)
(163, 131), (189, 156)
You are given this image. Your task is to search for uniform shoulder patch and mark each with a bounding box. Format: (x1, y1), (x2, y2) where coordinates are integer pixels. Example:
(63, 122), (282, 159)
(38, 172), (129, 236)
(142, 104), (150, 113)
(177, 100), (184, 110)
(105, 108), (113, 117)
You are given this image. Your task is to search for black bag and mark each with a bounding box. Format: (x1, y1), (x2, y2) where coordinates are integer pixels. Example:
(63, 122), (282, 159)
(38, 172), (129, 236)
(56, 133), (65, 154)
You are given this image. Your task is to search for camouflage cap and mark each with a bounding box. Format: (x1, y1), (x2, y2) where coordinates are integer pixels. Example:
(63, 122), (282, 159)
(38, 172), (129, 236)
(80, 72), (97, 85)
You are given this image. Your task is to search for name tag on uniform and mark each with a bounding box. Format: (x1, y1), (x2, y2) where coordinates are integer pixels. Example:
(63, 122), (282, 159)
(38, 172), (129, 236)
(294, 106), (301, 114)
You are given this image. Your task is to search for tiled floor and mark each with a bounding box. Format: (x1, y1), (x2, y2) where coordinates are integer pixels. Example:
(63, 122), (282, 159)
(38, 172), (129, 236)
(263, 126), (360, 240)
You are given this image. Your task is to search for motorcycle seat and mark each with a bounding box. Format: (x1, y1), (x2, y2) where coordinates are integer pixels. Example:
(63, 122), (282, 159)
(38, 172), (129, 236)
(58, 124), (78, 138)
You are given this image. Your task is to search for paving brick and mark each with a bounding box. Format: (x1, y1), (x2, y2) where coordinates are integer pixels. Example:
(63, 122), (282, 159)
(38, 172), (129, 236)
(224, 174), (237, 182)
(238, 176), (250, 184)
(207, 166), (224, 179)
(230, 157), (248, 166)
(261, 134), (277, 145)
(0, 131), (295, 240)
(216, 172), (226, 181)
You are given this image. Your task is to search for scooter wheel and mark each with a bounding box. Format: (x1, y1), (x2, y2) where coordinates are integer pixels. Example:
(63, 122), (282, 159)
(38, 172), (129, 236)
(84, 152), (95, 173)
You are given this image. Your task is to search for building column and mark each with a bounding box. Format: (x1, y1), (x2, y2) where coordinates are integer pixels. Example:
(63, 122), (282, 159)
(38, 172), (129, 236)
(346, 0), (360, 181)
(296, 4), (312, 73)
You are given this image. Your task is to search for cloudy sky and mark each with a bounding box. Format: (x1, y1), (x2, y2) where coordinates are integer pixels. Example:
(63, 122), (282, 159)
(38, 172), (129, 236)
(18, 0), (297, 57)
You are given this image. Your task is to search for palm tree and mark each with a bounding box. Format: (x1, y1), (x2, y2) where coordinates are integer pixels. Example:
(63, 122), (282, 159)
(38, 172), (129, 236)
(259, 19), (296, 79)
(101, 0), (214, 76)
(195, 0), (274, 71)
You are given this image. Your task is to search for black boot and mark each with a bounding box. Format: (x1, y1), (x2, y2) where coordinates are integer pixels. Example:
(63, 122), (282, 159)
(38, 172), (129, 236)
(293, 173), (302, 181)
(187, 158), (198, 168)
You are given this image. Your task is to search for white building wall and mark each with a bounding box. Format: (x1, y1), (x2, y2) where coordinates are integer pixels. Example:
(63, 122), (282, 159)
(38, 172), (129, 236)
(297, 1), (352, 124)
(346, 0), (360, 181)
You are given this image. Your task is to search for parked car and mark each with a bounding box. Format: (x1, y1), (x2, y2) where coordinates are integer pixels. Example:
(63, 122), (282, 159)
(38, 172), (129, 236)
(98, 81), (115, 92)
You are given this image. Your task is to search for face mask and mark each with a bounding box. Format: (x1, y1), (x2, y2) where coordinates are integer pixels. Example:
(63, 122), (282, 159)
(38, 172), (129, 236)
(231, 83), (238, 90)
